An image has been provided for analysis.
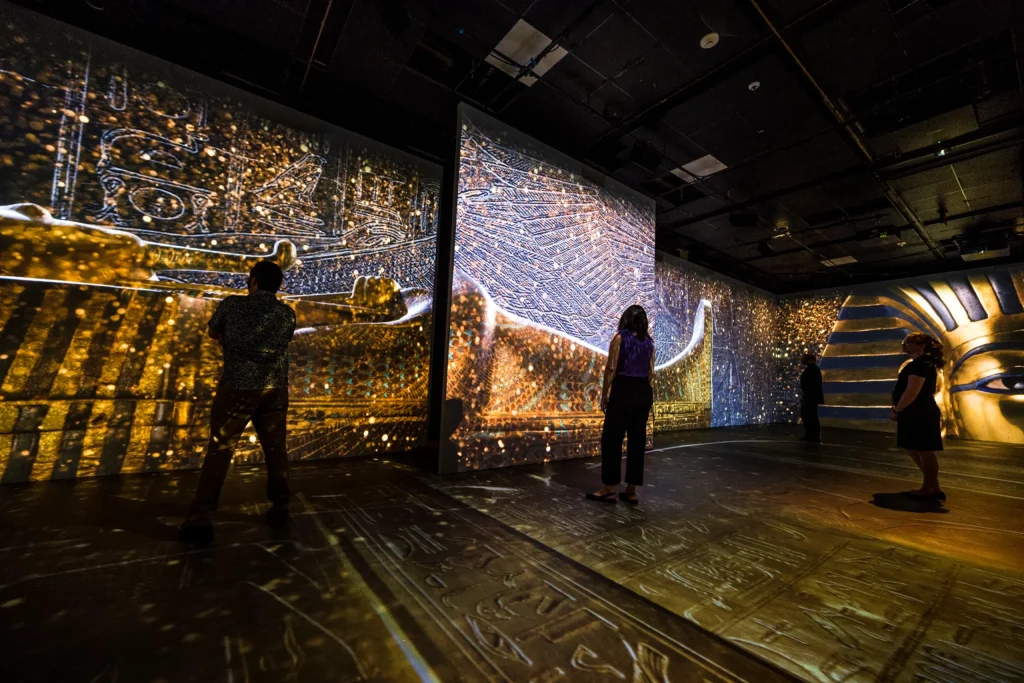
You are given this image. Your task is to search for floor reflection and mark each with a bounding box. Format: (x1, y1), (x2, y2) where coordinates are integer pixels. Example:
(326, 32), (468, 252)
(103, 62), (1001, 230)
(1, 426), (1022, 682)
(433, 426), (1024, 683)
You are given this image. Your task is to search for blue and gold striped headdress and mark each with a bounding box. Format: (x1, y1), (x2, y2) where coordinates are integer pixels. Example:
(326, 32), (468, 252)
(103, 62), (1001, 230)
(820, 268), (1024, 442)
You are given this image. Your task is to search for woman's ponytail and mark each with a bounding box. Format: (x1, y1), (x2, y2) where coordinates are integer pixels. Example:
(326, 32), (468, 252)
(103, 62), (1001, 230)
(906, 332), (944, 364)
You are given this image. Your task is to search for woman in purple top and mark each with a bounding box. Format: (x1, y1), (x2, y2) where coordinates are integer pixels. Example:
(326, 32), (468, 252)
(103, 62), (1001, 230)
(587, 305), (655, 505)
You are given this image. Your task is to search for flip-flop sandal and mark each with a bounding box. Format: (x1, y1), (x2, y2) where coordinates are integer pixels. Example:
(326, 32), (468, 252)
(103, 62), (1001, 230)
(618, 492), (639, 505)
(586, 491), (617, 503)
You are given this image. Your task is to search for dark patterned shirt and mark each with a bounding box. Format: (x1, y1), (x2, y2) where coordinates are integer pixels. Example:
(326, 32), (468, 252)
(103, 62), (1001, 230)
(209, 290), (296, 390)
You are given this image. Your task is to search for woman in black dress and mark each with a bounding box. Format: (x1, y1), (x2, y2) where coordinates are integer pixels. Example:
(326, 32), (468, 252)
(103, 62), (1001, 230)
(890, 332), (944, 500)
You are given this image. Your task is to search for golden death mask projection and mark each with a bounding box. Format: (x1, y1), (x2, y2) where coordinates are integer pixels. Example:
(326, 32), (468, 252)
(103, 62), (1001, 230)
(818, 267), (1024, 444)
(0, 6), (440, 482)
(442, 105), (712, 472)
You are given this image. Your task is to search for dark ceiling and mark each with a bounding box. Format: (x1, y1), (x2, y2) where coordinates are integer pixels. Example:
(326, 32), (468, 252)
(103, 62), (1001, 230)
(10, 0), (1024, 293)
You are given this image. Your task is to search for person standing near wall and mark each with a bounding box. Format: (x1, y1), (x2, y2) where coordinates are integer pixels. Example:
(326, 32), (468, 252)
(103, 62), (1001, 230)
(179, 261), (297, 543)
(587, 305), (655, 505)
(891, 333), (945, 500)
(800, 353), (824, 443)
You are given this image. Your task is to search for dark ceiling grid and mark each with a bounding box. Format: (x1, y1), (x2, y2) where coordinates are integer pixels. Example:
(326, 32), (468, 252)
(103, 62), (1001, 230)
(741, 0), (945, 274)
(401, 0), (777, 281)
(586, 1), (885, 289)
(654, 0), (1023, 289)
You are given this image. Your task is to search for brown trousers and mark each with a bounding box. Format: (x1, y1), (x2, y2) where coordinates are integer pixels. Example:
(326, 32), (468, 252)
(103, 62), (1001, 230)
(189, 387), (290, 519)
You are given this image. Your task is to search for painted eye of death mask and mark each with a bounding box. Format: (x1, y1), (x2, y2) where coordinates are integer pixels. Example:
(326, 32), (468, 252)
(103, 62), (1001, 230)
(819, 267), (1024, 445)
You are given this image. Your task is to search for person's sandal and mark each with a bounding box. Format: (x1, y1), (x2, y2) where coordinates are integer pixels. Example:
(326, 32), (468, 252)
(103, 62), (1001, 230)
(618, 492), (638, 505)
(586, 491), (617, 503)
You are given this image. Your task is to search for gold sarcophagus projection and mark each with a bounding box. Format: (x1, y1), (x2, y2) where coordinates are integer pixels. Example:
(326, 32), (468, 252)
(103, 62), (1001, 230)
(0, 4), (442, 482)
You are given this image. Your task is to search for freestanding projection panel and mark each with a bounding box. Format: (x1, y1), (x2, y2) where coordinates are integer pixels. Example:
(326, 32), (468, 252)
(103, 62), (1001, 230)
(441, 105), (661, 472)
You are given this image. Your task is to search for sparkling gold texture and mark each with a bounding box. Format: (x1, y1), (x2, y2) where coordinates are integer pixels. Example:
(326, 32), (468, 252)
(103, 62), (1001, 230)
(0, 9), (440, 482)
(655, 253), (777, 426)
(444, 272), (713, 471)
(445, 106), (667, 471)
(774, 293), (845, 423)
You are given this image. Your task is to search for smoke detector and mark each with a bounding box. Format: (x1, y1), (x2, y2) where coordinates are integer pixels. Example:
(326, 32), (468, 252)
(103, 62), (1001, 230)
(700, 32), (720, 49)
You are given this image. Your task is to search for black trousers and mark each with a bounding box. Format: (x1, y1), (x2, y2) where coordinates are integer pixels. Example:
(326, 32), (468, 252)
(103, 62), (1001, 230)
(601, 375), (654, 486)
(190, 386), (290, 519)
(801, 400), (821, 440)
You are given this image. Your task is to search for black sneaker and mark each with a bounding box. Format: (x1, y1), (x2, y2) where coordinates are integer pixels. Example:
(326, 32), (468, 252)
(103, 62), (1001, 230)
(178, 519), (214, 544)
(266, 504), (290, 528)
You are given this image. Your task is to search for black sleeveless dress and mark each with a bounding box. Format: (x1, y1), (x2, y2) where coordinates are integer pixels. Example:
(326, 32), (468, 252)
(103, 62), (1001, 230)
(891, 356), (943, 451)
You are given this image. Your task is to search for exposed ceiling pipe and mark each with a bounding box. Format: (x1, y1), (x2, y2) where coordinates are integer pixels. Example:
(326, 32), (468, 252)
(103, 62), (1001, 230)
(733, 201), (1023, 251)
(583, 0), (863, 156)
(300, 0), (333, 90)
(664, 118), (1024, 227)
(747, 0), (947, 261)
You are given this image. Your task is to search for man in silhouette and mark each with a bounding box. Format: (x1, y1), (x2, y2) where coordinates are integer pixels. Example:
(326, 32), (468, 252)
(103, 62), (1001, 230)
(180, 260), (296, 543)
(800, 352), (824, 443)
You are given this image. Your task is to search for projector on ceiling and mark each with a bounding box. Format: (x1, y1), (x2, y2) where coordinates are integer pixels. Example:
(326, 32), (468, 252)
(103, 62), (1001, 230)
(958, 232), (1010, 261)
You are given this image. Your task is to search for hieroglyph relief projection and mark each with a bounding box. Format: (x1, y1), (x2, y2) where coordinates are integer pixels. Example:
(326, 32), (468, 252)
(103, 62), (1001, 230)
(443, 105), (712, 472)
(0, 5), (440, 482)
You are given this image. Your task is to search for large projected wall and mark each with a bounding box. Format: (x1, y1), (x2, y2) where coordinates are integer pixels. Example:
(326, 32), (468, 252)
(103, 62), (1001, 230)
(654, 255), (1024, 445)
(0, 5), (439, 482)
(443, 105), (709, 471)
(779, 266), (1024, 444)
(654, 253), (776, 427)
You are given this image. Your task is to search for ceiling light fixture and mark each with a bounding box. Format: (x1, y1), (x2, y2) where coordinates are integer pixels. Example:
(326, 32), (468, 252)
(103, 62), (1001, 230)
(936, 148), (948, 157)
(748, 80), (760, 91)
(700, 32), (720, 49)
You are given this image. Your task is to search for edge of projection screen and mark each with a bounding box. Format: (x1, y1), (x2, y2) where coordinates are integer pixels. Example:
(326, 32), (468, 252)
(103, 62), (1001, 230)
(0, 3), (441, 483)
(442, 104), (713, 473)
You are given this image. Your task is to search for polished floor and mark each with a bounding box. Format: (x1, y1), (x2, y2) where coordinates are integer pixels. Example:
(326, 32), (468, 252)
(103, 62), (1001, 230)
(1, 427), (1022, 682)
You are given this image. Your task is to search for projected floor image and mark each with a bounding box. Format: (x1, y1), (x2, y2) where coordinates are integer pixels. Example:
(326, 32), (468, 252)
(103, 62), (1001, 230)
(436, 427), (1024, 683)
(4, 427), (1022, 682)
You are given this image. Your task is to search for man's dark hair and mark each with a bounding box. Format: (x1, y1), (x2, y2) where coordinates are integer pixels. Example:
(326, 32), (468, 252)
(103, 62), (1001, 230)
(250, 260), (284, 293)
(802, 353), (816, 364)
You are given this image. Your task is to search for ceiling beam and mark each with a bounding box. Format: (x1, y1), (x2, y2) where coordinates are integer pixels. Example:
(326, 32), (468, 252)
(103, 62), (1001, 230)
(746, 0), (945, 260)
(581, 0), (861, 158)
(742, 204), (1022, 262)
(661, 112), (1024, 230)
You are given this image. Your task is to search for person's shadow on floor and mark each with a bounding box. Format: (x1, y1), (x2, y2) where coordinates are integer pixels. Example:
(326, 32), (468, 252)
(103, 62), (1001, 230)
(871, 492), (949, 514)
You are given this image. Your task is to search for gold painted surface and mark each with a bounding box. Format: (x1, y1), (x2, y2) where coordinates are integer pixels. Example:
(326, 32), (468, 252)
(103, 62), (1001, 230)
(444, 273), (713, 471)
(0, 2), (442, 482)
(818, 269), (1024, 444)
(0, 211), (435, 484)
